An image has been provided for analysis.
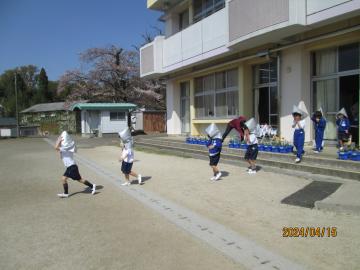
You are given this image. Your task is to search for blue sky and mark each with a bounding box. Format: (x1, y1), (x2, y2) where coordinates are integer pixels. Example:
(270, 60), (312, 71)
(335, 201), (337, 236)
(0, 0), (163, 80)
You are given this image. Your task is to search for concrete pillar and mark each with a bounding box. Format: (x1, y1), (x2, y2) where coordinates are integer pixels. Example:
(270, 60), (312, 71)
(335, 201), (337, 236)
(280, 45), (311, 143)
(166, 80), (181, 135)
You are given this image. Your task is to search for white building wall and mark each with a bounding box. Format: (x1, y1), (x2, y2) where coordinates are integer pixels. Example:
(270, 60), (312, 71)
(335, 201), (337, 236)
(307, 0), (351, 15)
(280, 46), (312, 143)
(100, 110), (128, 134)
(166, 80), (181, 135)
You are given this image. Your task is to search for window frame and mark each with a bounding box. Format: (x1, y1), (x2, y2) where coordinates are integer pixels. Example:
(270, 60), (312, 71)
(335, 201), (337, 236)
(110, 111), (126, 121)
(194, 68), (239, 119)
(193, 0), (225, 23)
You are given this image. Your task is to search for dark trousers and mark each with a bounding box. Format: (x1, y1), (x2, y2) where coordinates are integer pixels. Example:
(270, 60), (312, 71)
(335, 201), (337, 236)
(294, 129), (305, 159)
(315, 130), (324, 151)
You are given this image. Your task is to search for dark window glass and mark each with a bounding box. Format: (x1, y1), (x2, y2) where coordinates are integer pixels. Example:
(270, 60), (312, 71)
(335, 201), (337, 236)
(270, 115), (278, 128)
(215, 72), (226, 90)
(179, 9), (189, 30)
(193, 0), (203, 22)
(270, 60), (277, 82)
(193, 0), (225, 23)
(195, 96), (204, 118)
(339, 43), (359, 72)
(259, 63), (269, 84)
(194, 77), (203, 94)
(204, 94), (214, 116)
(270, 86), (278, 114)
(110, 112), (125, 121)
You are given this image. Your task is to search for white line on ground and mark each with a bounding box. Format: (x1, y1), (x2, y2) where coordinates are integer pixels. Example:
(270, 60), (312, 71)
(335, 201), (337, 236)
(44, 138), (305, 270)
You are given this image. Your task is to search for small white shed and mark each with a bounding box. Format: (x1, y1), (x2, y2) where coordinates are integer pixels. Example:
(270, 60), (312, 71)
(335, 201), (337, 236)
(71, 103), (137, 137)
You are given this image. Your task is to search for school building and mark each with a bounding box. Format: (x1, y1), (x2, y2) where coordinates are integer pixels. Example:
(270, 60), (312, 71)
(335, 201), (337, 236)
(140, 0), (360, 145)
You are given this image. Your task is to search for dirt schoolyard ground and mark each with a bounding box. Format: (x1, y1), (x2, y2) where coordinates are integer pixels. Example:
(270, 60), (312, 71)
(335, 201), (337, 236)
(1, 137), (360, 270)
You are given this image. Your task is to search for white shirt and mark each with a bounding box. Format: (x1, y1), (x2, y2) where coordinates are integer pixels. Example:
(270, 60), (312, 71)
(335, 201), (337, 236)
(60, 150), (76, 168)
(122, 148), (134, 163)
(292, 119), (305, 130)
(249, 133), (258, 145)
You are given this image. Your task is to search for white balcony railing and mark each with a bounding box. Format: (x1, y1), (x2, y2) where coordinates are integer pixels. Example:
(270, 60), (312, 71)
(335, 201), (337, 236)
(140, 8), (228, 77)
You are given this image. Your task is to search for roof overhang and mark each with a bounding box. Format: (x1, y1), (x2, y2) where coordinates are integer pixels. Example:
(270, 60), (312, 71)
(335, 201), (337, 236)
(71, 103), (137, 111)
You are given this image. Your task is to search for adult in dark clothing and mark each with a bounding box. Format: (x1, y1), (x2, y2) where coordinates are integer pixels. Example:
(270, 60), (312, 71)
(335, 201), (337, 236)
(222, 116), (247, 142)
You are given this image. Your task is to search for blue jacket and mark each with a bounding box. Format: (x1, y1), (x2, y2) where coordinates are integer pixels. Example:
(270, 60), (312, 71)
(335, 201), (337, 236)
(336, 118), (350, 133)
(311, 116), (326, 134)
(207, 138), (222, 156)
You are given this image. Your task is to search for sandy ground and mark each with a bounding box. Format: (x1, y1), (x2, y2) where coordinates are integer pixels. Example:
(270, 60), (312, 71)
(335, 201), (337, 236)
(0, 138), (243, 270)
(76, 142), (360, 270)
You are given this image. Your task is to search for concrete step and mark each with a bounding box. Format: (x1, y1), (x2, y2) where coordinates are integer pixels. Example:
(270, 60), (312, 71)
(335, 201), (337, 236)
(136, 137), (360, 171)
(134, 137), (360, 181)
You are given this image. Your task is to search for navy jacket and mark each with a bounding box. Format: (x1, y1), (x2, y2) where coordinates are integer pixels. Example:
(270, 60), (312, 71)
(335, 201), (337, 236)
(336, 118), (350, 133)
(311, 116), (326, 134)
(206, 138), (222, 156)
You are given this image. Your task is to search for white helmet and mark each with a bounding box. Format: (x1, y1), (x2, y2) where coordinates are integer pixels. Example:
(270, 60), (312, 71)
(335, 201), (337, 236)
(336, 107), (348, 118)
(205, 123), (222, 139)
(244, 118), (257, 133)
(60, 131), (76, 152)
(292, 105), (308, 119)
(118, 127), (132, 143)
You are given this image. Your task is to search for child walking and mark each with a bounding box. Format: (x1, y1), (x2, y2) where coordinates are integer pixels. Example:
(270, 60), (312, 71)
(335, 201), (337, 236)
(118, 128), (142, 186)
(55, 131), (96, 198)
(336, 108), (350, 151)
(311, 109), (326, 153)
(244, 118), (258, 174)
(292, 105), (307, 163)
(205, 123), (222, 181)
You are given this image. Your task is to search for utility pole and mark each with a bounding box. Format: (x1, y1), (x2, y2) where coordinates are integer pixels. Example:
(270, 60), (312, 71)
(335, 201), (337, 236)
(14, 72), (19, 137)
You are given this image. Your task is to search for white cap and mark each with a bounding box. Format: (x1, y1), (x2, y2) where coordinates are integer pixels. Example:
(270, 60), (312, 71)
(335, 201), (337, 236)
(245, 117), (257, 132)
(205, 123), (222, 139)
(60, 131), (76, 152)
(118, 127), (132, 143)
(336, 107), (348, 118)
(292, 105), (308, 119)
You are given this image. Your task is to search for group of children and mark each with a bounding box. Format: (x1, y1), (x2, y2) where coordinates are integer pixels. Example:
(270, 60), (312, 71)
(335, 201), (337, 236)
(292, 105), (351, 163)
(54, 104), (352, 195)
(204, 104), (353, 180)
(54, 127), (142, 198)
(204, 117), (259, 181)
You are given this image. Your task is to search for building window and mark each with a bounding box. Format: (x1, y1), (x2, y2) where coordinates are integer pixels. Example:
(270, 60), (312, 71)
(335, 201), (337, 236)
(312, 43), (360, 142)
(194, 68), (238, 118)
(253, 60), (278, 129)
(179, 9), (190, 30)
(110, 112), (126, 121)
(193, 0), (225, 23)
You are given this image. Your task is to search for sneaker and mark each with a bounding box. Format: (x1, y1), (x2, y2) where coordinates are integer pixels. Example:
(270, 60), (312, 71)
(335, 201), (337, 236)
(313, 150), (319, 153)
(248, 169), (257, 174)
(121, 182), (130, 186)
(138, 174), (142, 185)
(214, 172), (222, 181)
(210, 176), (216, 181)
(295, 158), (301, 163)
(91, 184), (96, 195)
(57, 193), (69, 198)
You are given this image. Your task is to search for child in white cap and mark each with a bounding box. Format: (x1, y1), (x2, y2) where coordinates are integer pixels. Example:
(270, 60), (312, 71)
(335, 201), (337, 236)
(336, 108), (350, 151)
(244, 118), (258, 174)
(205, 123), (222, 181)
(54, 131), (96, 198)
(292, 105), (307, 163)
(118, 128), (142, 186)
